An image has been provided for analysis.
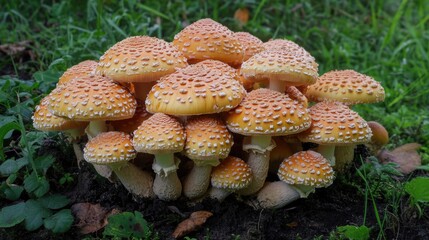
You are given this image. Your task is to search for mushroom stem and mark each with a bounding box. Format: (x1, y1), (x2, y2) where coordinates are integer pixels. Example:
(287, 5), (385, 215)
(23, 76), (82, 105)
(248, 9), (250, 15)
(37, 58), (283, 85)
(252, 181), (300, 209)
(153, 153), (176, 176)
(316, 145), (335, 166)
(86, 120), (108, 139)
(269, 78), (287, 93)
(134, 82), (155, 101)
(153, 171), (182, 201)
(250, 135), (272, 149)
(72, 142), (84, 167)
(110, 162), (155, 198)
(65, 128), (86, 141)
(292, 184), (317, 198)
(183, 165), (212, 199)
(208, 187), (231, 202)
(334, 145), (355, 173)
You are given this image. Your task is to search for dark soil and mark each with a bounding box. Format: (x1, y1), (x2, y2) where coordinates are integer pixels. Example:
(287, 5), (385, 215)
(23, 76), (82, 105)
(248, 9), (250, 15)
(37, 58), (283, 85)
(1, 142), (428, 240)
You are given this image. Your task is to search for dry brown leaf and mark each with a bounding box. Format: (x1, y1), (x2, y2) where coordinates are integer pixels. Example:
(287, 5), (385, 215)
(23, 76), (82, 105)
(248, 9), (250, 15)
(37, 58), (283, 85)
(172, 210), (213, 239)
(71, 203), (120, 234)
(0, 40), (32, 56)
(234, 8), (250, 25)
(378, 143), (422, 174)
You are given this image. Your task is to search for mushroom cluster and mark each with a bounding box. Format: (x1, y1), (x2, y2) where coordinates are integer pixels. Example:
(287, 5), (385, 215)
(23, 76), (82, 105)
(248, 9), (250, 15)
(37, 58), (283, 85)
(32, 18), (386, 209)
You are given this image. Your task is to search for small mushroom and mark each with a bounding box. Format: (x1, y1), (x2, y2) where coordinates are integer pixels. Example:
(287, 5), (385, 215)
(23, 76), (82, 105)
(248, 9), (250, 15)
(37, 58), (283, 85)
(84, 131), (154, 198)
(133, 113), (185, 201)
(57, 60), (98, 85)
(209, 156), (252, 202)
(234, 32), (264, 61)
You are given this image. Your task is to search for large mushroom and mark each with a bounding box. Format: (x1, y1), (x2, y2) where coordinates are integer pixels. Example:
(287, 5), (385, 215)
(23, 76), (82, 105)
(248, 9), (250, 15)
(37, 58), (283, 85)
(133, 113), (185, 201)
(209, 156), (252, 202)
(298, 101), (372, 168)
(226, 88), (311, 195)
(182, 116), (233, 199)
(83, 132), (154, 198)
(97, 36), (188, 100)
(233, 32), (264, 61)
(172, 18), (243, 66)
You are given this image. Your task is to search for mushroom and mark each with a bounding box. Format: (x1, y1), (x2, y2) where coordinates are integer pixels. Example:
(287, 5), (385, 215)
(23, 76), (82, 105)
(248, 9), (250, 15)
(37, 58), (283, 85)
(226, 88), (311, 195)
(233, 32), (264, 61)
(366, 121), (389, 156)
(57, 60), (98, 85)
(46, 75), (136, 139)
(278, 150), (334, 197)
(241, 49), (318, 92)
(172, 18), (243, 66)
(182, 116), (233, 199)
(97, 36), (188, 100)
(305, 70), (385, 105)
(268, 137), (294, 174)
(209, 156), (252, 202)
(83, 131), (154, 198)
(251, 181), (300, 209)
(298, 101), (372, 168)
(108, 99), (152, 135)
(133, 113), (185, 201)
(145, 64), (246, 117)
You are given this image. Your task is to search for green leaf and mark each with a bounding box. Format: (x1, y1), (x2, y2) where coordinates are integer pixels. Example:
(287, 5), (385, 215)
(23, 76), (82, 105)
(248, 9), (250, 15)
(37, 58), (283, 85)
(44, 209), (73, 233)
(0, 122), (22, 161)
(337, 225), (370, 240)
(35, 155), (55, 173)
(416, 164), (429, 171)
(24, 200), (52, 231)
(3, 185), (24, 201)
(38, 194), (70, 210)
(0, 116), (17, 139)
(103, 211), (151, 239)
(33, 177), (50, 198)
(405, 177), (429, 203)
(33, 69), (62, 93)
(0, 160), (19, 176)
(24, 172), (50, 197)
(0, 202), (26, 227)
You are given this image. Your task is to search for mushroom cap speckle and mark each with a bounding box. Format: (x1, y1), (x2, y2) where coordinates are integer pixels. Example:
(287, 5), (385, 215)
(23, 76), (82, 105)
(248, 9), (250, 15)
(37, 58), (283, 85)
(84, 131), (136, 164)
(226, 88), (311, 136)
(305, 70), (385, 105)
(47, 75), (136, 121)
(145, 64), (246, 116)
(58, 60), (98, 85)
(241, 49), (318, 86)
(32, 96), (88, 131)
(298, 101), (372, 145)
(234, 32), (264, 61)
(278, 150), (334, 187)
(133, 113), (185, 154)
(109, 99), (152, 135)
(173, 18), (243, 66)
(184, 116), (233, 165)
(211, 156), (252, 191)
(193, 60), (237, 79)
(97, 36), (188, 83)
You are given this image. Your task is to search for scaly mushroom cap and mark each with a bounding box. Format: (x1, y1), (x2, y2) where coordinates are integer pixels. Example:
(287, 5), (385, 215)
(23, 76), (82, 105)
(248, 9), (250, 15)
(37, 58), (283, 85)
(172, 18), (243, 66)
(145, 64), (246, 116)
(298, 101), (372, 145)
(84, 131), (136, 164)
(241, 49), (318, 86)
(285, 86), (308, 108)
(58, 60), (98, 85)
(278, 150), (334, 187)
(234, 32), (264, 61)
(211, 156), (252, 191)
(193, 60), (237, 79)
(184, 116), (233, 166)
(32, 96), (88, 131)
(47, 75), (136, 121)
(109, 99), (152, 135)
(226, 88), (311, 136)
(133, 113), (185, 154)
(97, 36), (188, 83)
(305, 70), (385, 105)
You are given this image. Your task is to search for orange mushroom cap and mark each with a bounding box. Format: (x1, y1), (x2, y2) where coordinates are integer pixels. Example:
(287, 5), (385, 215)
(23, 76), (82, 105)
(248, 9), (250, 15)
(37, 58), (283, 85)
(234, 32), (264, 61)
(211, 156), (252, 190)
(58, 60), (98, 85)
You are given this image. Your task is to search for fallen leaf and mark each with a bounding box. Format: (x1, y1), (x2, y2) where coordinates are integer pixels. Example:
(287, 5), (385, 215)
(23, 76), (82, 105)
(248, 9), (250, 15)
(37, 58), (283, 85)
(71, 203), (120, 234)
(172, 210), (213, 239)
(286, 221), (298, 228)
(234, 8), (250, 25)
(378, 143), (422, 174)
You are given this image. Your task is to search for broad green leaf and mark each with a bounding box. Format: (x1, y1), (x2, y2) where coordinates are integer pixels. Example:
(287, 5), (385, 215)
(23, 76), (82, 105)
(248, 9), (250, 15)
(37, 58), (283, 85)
(24, 200), (52, 231)
(38, 194), (70, 210)
(337, 225), (370, 240)
(0, 202), (26, 227)
(3, 185), (24, 201)
(0, 116), (17, 139)
(33, 177), (50, 198)
(0, 160), (19, 176)
(44, 209), (73, 233)
(24, 173), (50, 197)
(33, 69), (62, 93)
(416, 164), (429, 171)
(35, 155), (55, 173)
(405, 177), (429, 202)
(0, 122), (22, 161)
(103, 211), (151, 239)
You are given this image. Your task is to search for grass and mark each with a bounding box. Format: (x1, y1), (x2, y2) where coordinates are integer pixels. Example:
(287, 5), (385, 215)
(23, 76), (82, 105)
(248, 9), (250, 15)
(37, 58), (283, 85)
(1, 0), (428, 238)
